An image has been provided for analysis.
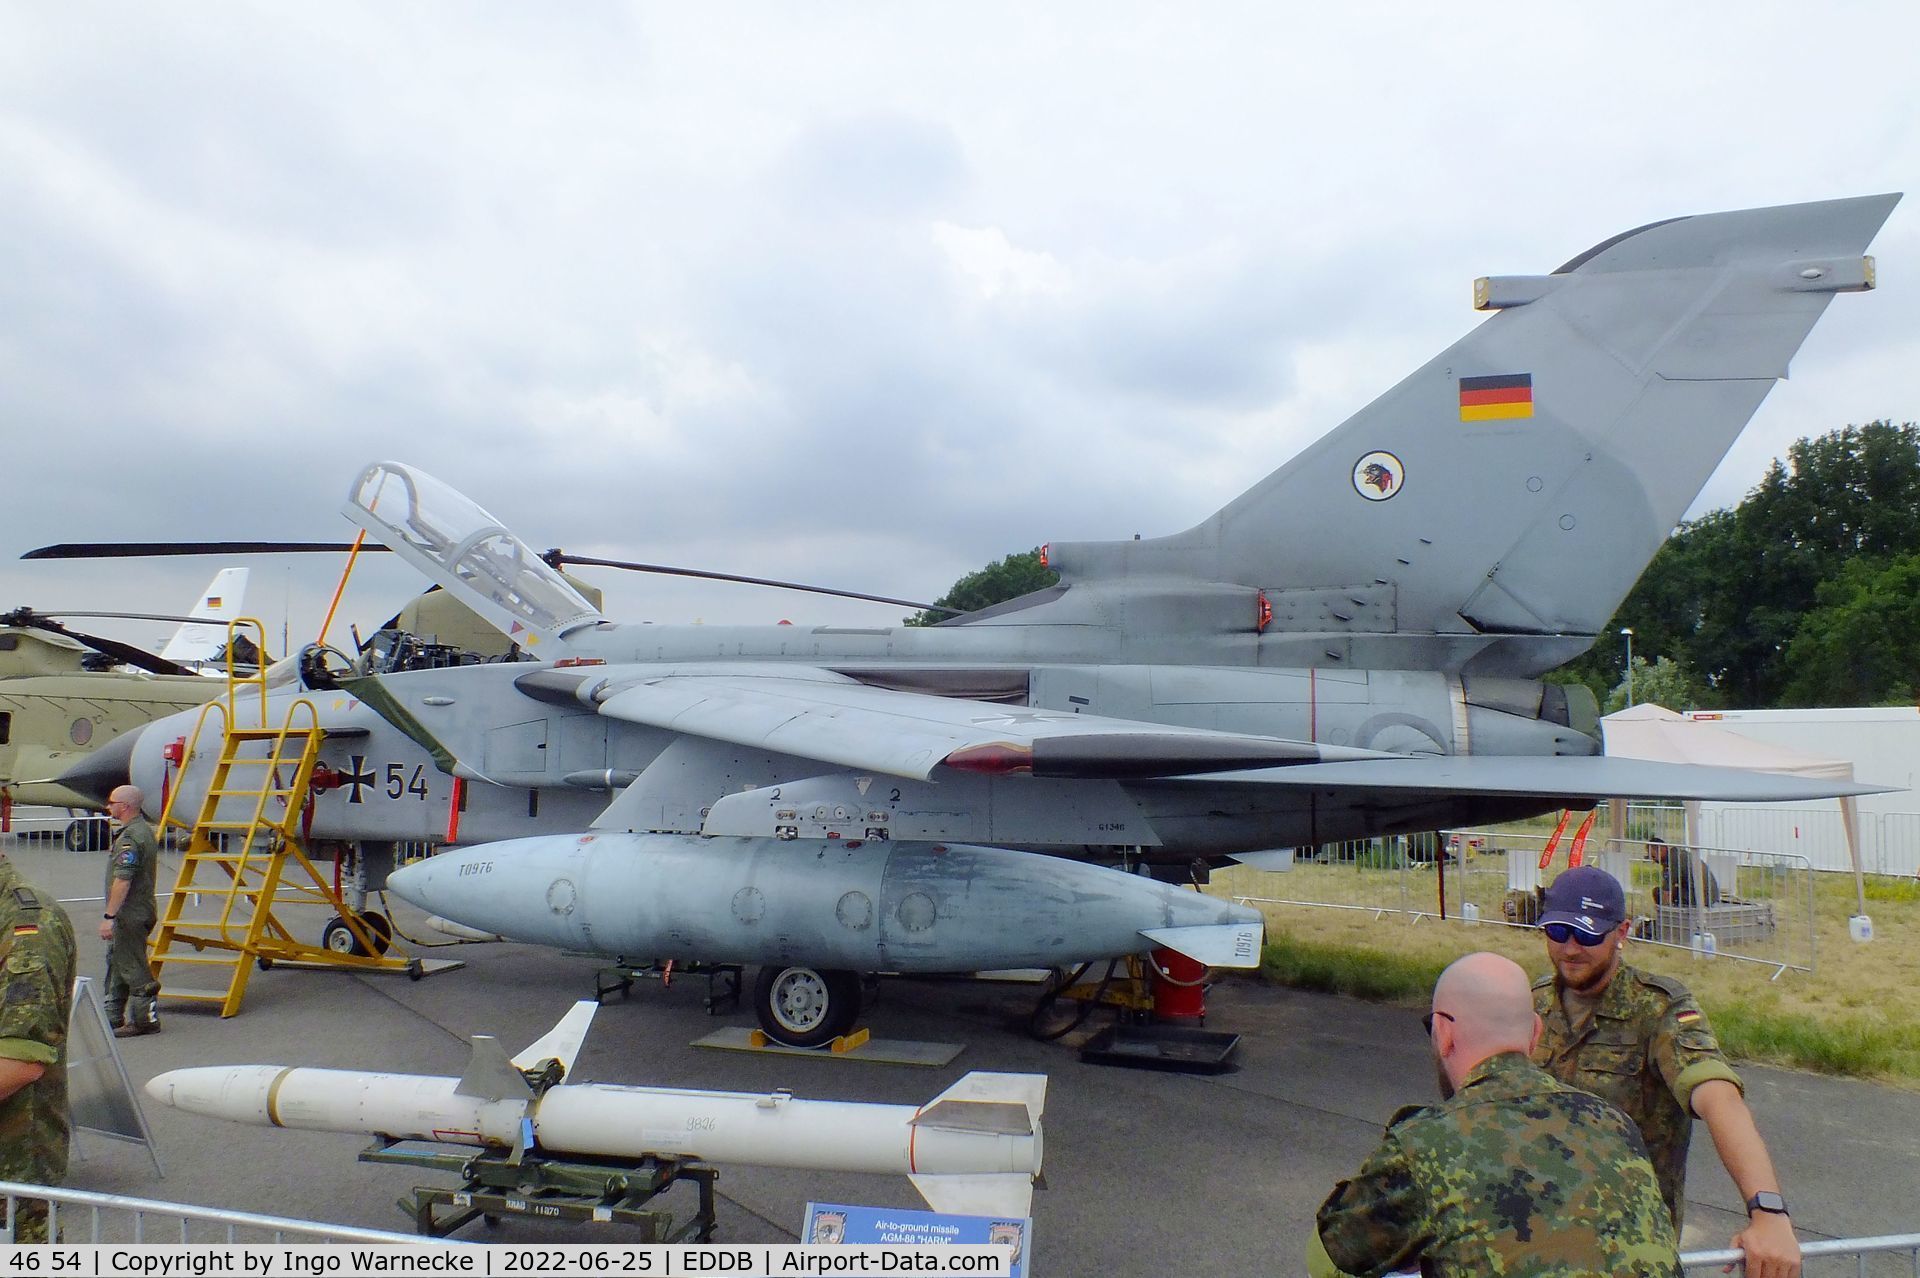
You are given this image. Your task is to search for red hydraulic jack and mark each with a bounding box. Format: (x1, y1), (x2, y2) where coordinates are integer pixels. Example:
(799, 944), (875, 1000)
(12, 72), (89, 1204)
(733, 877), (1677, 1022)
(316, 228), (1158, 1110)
(1074, 947), (1241, 1073)
(1148, 946), (1209, 1024)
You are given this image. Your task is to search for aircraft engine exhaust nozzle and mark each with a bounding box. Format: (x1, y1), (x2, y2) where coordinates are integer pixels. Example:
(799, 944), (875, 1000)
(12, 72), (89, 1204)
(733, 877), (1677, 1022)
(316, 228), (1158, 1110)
(386, 833), (1265, 974)
(144, 1001), (1046, 1217)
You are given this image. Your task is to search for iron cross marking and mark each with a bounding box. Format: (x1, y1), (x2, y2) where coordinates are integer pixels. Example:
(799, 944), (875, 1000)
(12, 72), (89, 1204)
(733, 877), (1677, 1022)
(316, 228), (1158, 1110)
(344, 754), (377, 805)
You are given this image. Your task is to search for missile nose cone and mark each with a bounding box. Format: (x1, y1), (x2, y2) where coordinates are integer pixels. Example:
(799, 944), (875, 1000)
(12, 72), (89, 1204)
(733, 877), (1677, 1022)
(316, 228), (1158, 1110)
(56, 727), (140, 805)
(145, 1066), (280, 1124)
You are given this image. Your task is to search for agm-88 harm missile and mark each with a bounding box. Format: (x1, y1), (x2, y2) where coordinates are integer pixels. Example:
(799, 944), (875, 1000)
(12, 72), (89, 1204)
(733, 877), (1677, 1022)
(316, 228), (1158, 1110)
(385, 832), (1264, 1045)
(147, 1001), (1046, 1218)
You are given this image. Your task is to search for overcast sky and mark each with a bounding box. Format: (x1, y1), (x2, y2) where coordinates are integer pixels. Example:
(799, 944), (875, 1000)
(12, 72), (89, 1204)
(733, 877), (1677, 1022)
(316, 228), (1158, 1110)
(3, 3), (1915, 654)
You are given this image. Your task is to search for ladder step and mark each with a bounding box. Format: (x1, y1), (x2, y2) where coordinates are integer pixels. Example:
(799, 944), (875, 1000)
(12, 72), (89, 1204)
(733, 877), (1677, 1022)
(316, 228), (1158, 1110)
(159, 988), (237, 1003)
(152, 952), (243, 966)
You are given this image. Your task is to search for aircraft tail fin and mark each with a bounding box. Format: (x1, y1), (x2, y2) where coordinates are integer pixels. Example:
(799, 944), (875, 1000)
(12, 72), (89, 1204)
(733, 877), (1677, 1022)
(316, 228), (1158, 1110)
(160, 567), (248, 664)
(1039, 195), (1900, 674)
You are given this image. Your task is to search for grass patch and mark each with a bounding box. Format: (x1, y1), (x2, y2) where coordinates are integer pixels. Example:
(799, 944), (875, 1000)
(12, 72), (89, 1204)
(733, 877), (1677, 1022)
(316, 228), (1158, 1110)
(1864, 876), (1920, 904)
(1261, 935), (1447, 1002)
(1220, 858), (1920, 1088)
(1713, 1001), (1920, 1078)
(1257, 931), (1920, 1082)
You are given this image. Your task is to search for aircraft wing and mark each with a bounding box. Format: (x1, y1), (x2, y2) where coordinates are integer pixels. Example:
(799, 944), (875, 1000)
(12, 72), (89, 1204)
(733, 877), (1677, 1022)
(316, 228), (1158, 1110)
(515, 666), (1393, 782)
(1179, 755), (1896, 803)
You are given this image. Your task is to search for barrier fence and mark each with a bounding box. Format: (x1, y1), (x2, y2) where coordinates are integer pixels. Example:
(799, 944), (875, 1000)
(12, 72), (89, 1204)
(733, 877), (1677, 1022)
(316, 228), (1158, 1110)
(1225, 817), (1818, 974)
(1, 1182), (433, 1245)
(1682, 1233), (1920, 1275)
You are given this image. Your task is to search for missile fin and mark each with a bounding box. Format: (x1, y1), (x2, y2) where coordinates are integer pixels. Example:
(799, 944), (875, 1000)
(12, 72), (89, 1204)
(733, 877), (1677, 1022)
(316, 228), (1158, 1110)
(511, 999), (599, 1077)
(1139, 921), (1265, 969)
(456, 1036), (535, 1101)
(911, 1099), (1033, 1137)
(908, 1172), (1034, 1219)
(924, 1071), (1047, 1122)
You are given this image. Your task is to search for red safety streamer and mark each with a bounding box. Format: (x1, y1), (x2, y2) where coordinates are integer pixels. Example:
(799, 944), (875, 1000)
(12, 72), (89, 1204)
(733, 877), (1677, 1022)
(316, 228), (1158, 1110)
(1567, 810), (1598, 867)
(1537, 809), (1573, 870)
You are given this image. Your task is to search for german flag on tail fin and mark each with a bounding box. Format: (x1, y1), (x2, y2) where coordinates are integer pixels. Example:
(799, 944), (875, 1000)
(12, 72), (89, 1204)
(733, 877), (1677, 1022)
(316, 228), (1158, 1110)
(1459, 373), (1533, 421)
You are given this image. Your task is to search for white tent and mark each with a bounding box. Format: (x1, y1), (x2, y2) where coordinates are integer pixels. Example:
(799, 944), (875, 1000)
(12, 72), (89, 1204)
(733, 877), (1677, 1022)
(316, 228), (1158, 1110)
(1600, 703), (1866, 915)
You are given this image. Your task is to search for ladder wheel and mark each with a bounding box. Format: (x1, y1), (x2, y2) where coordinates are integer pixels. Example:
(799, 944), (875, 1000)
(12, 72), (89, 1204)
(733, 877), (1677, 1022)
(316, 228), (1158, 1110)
(257, 957), (274, 971)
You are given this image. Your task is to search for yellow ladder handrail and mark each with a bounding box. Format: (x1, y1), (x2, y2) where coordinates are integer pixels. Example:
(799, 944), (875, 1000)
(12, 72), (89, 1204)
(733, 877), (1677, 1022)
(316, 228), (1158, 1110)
(148, 648), (416, 1016)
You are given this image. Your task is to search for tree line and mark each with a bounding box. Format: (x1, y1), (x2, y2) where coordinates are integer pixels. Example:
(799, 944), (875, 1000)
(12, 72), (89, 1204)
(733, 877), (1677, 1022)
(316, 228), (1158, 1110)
(1557, 419), (1920, 711)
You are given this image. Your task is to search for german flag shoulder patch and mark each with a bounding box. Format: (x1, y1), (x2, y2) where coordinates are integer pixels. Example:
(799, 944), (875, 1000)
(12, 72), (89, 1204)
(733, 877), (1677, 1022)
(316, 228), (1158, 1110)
(1676, 1009), (1703, 1025)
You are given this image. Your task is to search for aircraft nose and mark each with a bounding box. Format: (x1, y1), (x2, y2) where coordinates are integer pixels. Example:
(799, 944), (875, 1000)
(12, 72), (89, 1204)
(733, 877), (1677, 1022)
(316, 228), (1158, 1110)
(55, 727), (141, 805)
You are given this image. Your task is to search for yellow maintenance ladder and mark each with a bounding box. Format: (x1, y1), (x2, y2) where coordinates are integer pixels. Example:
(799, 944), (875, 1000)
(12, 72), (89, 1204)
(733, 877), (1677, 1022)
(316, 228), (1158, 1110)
(149, 619), (418, 1016)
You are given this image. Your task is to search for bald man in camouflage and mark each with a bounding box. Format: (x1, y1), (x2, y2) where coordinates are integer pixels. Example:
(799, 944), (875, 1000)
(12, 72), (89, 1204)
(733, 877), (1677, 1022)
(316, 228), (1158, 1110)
(1311, 952), (1678, 1277)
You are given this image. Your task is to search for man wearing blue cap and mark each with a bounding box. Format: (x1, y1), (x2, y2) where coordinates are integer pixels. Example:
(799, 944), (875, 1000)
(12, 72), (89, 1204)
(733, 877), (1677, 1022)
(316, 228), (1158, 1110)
(1532, 864), (1800, 1278)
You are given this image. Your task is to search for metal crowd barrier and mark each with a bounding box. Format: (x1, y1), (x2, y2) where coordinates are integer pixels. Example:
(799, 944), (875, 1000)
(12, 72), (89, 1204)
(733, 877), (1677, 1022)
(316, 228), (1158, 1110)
(1219, 821), (1818, 974)
(1683, 1233), (1920, 1275)
(2, 1181), (434, 1245)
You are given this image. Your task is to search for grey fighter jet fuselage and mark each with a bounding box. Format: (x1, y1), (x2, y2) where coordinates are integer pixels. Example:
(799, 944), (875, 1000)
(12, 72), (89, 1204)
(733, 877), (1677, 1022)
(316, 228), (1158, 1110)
(82, 194), (1900, 1045)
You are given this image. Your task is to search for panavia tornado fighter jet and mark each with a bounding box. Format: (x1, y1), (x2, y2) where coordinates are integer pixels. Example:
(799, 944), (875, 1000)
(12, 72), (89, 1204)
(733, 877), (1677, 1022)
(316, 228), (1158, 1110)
(80, 194), (1898, 1045)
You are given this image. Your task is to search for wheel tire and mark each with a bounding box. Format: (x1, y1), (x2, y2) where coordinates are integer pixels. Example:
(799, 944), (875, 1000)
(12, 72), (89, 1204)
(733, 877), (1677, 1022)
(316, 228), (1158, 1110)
(753, 966), (862, 1048)
(321, 916), (366, 956)
(360, 911), (394, 956)
(91, 817), (111, 850)
(64, 821), (87, 852)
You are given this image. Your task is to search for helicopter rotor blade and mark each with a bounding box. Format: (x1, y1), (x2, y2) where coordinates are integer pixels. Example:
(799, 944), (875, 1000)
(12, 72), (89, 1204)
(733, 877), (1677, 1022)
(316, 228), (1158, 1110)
(21, 543), (959, 617)
(0, 610), (197, 676)
(542, 552), (961, 617)
(31, 610), (208, 625)
(23, 542), (390, 559)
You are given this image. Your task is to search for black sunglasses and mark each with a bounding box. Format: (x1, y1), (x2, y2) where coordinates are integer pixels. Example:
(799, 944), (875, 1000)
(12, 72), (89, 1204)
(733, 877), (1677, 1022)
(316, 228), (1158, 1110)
(1542, 922), (1613, 947)
(1422, 1010), (1456, 1035)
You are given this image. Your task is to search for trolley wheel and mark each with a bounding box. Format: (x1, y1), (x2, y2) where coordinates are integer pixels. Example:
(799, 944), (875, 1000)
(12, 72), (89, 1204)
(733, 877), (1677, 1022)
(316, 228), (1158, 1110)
(753, 965), (862, 1048)
(257, 957), (274, 971)
(407, 959), (425, 982)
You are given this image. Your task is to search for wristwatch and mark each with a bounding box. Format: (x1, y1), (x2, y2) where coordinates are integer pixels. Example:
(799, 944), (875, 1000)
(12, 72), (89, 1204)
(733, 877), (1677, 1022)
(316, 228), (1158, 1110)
(1746, 1191), (1790, 1216)
(102, 913), (116, 920)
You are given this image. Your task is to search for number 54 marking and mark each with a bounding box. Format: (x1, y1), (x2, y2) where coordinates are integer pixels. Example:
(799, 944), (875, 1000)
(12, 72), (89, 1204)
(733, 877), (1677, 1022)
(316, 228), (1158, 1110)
(385, 762), (430, 800)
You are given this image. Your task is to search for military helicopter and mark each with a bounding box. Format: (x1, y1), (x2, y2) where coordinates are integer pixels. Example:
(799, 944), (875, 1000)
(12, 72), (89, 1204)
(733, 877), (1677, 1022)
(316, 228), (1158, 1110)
(66, 194), (1900, 1045)
(0, 571), (255, 847)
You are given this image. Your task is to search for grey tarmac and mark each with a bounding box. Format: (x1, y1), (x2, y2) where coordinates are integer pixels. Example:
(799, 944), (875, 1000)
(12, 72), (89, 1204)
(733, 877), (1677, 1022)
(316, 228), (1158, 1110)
(9, 836), (1914, 1275)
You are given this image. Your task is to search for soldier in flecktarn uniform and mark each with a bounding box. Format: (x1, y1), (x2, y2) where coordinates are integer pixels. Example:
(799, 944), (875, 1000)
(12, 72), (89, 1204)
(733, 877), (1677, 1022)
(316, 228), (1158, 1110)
(0, 850), (77, 1243)
(1312, 952), (1678, 1277)
(1533, 865), (1799, 1278)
